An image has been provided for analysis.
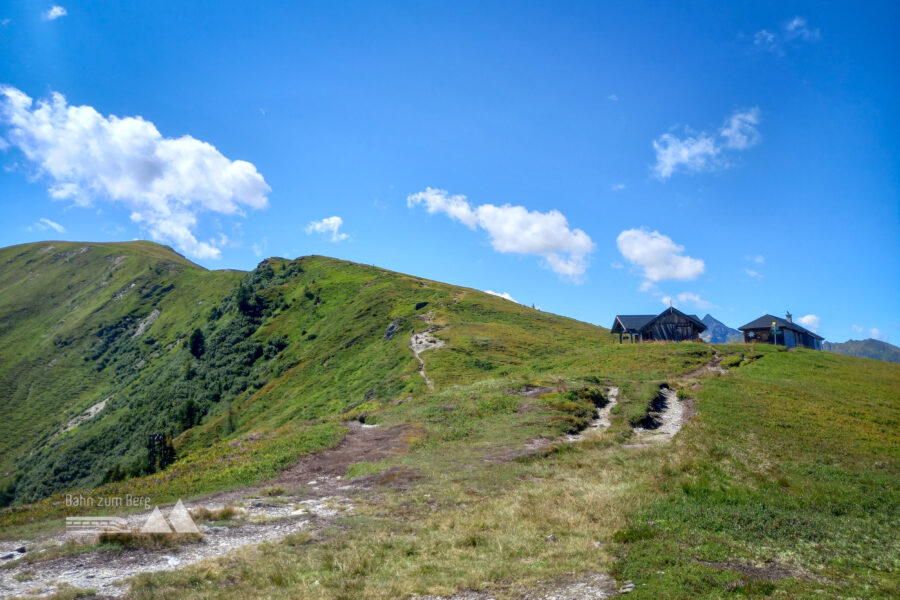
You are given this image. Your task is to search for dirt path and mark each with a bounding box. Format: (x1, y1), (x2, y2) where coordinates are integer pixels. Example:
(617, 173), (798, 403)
(565, 386), (619, 442)
(410, 330), (445, 390)
(0, 422), (411, 598)
(681, 351), (727, 380)
(626, 387), (684, 448)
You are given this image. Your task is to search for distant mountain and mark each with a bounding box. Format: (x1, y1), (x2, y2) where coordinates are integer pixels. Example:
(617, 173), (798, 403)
(700, 314), (743, 344)
(822, 339), (900, 363)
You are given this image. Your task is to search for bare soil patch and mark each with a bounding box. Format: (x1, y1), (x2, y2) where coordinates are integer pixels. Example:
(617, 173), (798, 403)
(415, 571), (616, 599)
(0, 422), (415, 598)
(698, 559), (825, 583)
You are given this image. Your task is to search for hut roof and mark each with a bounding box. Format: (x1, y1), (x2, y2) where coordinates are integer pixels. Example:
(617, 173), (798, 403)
(611, 315), (657, 332)
(738, 314), (824, 340)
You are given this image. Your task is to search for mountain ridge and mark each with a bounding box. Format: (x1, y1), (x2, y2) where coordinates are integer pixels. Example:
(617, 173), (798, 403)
(823, 338), (900, 363)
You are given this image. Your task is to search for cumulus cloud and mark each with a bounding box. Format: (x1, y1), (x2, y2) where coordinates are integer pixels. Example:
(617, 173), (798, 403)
(43, 6), (67, 20)
(652, 132), (719, 179)
(484, 290), (517, 303)
(720, 108), (761, 150)
(407, 187), (594, 280)
(661, 292), (718, 310)
(611, 183), (626, 191)
(744, 268), (763, 279)
(652, 108), (761, 179)
(305, 216), (348, 242)
(607, 94), (618, 101)
(28, 217), (65, 233)
(0, 87), (270, 259)
(796, 314), (820, 332)
(616, 228), (705, 282)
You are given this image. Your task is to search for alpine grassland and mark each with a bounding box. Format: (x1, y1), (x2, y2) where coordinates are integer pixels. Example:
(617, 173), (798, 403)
(0, 241), (897, 599)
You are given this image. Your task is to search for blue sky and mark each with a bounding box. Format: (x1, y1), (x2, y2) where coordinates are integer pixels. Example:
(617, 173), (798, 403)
(1, 1), (897, 342)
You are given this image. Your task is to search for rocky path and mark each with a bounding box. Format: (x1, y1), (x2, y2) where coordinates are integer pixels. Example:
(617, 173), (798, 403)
(565, 387), (619, 442)
(626, 387), (685, 448)
(0, 422), (411, 598)
(410, 329), (444, 390)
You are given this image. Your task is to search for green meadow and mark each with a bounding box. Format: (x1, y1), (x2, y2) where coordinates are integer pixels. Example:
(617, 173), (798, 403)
(0, 241), (897, 599)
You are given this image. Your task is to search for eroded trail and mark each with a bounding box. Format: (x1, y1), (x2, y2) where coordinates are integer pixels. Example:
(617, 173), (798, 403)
(410, 329), (445, 390)
(0, 422), (412, 598)
(565, 386), (619, 442)
(626, 387), (686, 449)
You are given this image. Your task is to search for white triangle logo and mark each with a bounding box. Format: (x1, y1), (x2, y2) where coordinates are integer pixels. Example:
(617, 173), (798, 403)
(140, 506), (173, 533)
(168, 499), (200, 533)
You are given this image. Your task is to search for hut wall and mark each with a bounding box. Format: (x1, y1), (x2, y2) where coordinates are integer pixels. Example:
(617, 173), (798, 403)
(647, 312), (701, 342)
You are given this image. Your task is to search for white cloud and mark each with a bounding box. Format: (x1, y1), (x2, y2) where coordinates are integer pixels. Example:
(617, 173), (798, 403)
(720, 108), (761, 150)
(611, 183), (626, 191)
(785, 16), (820, 41)
(0, 135), (8, 151)
(868, 328), (887, 341)
(43, 6), (67, 20)
(852, 324), (888, 341)
(676, 292), (718, 310)
(28, 217), (65, 233)
(305, 216), (348, 242)
(616, 228), (705, 282)
(796, 314), (820, 332)
(408, 187), (594, 280)
(0, 87), (269, 259)
(652, 132), (719, 179)
(751, 254), (765, 264)
(252, 236), (268, 257)
(610, 261), (624, 269)
(484, 290), (517, 303)
(753, 29), (777, 52)
(661, 292), (718, 310)
(2, 18), (12, 26)
(744, 268), (763, 279)
(607, 94), (618, 101)
(652, 108), (761, 179)
(754, 16), (819, 55)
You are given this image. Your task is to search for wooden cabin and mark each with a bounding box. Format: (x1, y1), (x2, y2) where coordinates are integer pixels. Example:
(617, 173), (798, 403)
(610, 307), (707, 343)
(738, 312), (823, 350)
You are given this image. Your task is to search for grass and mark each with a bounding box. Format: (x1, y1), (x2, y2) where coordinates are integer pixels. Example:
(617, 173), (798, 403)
(2, 241), (897, 599)
(120, 347), (898, 599)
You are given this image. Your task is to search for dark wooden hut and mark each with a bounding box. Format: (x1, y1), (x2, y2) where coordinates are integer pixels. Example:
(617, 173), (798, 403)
(738, 312), (823, 349)
(610, 307), (707, 343)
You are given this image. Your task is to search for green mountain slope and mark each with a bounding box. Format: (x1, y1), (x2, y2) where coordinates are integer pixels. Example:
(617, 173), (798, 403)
(0, 241), (243, 501)
(822, 338), (900, 363)
(3, 240), (665, 506)
(1, 241), (898, 599)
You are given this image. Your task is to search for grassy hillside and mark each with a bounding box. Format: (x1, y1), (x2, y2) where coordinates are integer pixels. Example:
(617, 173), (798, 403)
(125, 345), (899, 600)
(1, 240), (652, 510)
(1, 240), (897, 599)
